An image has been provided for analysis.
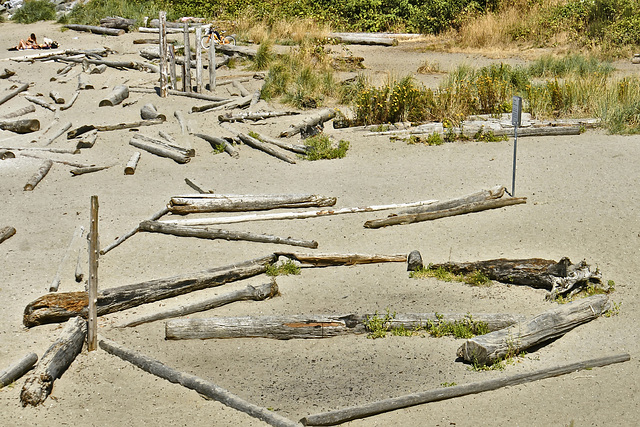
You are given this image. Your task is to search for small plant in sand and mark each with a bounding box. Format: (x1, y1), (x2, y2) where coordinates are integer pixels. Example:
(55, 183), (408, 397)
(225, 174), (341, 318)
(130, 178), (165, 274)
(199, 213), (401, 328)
(440, 382), (457, 387)
(301, 134), (349, 160)
(364, 308), (396, 339)
(410, 265), (491, 287)
(473, 126), (507, 142)
(426, 313), (490, 339)
(265, 260), (301, 276)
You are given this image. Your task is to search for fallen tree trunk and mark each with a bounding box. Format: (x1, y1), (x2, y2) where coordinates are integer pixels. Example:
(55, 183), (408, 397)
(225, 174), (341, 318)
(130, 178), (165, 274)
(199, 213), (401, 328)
(0, 226), (16, 244)
(300, 353), (631, 426)
(218, 111), (300, 123)
(194, 132), (239, 158)
(129, 136), (191, 164)
(237, 132), (296, 164)
(427, 257), (603, 299)
(132, 133), (194, 157)
(275, 252), (407, 266)
(20, 317), (86, 406)
(0, 118), (40, 134)
(0, 353), (38, 388)
(165, 312), (525, 340)
(23, 254), (277, 327)
(65, 24), (124, 36)
(396, 185), (504, 215)
(249, 130), (308, 154)
(168, 193), (337, 214)
(364, 197), (527, 228)
(100, 206), (169, 255)
(139, 220), (319, 249)
(67, 117), (165, 139)
(99, 85), (129, 107)
(0, 82), (29, 106)
(327, 32), (398, 46)
(24, 160), (53, 191)
(280, 108), (336, 138)
(99, 337), (300, 427)
(119, 281), (279, 327)
(457, 294), (611, 366)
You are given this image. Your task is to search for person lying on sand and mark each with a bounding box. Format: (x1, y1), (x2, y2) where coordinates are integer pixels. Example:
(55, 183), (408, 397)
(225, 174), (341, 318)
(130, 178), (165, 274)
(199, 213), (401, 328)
(9, 34), (58, 51)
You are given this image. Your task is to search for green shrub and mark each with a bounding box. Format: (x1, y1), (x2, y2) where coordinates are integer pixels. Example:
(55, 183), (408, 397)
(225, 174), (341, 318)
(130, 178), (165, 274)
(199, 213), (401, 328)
(65, 0), (163, 26)
(12, 0), (56, 23)
(302, 134), (349, 160)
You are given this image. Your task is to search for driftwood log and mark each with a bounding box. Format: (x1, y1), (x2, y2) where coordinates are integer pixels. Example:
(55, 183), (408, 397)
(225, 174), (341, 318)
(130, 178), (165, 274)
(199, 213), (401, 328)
(124, 151), (141, 175)
(140, 103), (165, 120)
(0, 353), (38, 388)
(43, 122), (72, 146)
(49, 90), (65, 104)
(100, 16), (136, 30)
(130, 87), (228, 103)
(218, 111), (300, 123)
(428, 257), (603, 299)
(191, 99), (235, 113)
(20, 317), (86, 406)
(168, 193), (337, 214)
(78, 74), (93, 91)
(194, 133), (239, 158)
(276, 252), (407, 266)
(99, 85), (129, 107)
(65, 24), (124, 36)
(75, 129), (98, 149)
(59, 91), (79, 111)
(0, 118), (40, 134)
(139, 220), (319, 249)
(492, 126), (582, 138)
(327, 32), (398, 46)
(364, 197), (527, 228)
(70, 164), (113, 176)
(23, 254), (277, 327)
(99, 337), (299, 427)
(397, 185), (504, 215)
(0, 104), (36, 119)
(119, 281), (279, 327)
(165, 312), (526, 340)
(0, 226), (17, 244)
(0, 82), (29, 106)
(25, 95), (56, 111)
(67, 117), (165, 139)
(0, 149), (15, 159)
(280, 108), (336, 138)
(100, 206), (168, 255)
(300, 353), (631, 426)
(249, 130), (307, 154)
(184, 178), (211, 193)
(24, 160), (53, 191)
(48, 225), (84, 292)
(129, 136), (191, 164)
(236, 132), (296, 164)
(132, 133), (194, 157)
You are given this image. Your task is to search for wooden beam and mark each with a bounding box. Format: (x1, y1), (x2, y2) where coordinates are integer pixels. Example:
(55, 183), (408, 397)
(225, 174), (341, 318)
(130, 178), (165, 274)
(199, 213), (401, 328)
(87, 196), (99, 351)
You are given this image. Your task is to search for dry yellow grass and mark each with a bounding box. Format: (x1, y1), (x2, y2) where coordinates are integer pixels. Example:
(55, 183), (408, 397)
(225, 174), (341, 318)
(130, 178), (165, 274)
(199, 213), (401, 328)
(235, 16), (330, 45)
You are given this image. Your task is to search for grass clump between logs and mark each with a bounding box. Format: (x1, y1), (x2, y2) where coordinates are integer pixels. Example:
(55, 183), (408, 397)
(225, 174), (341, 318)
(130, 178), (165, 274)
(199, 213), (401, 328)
(410, 265), (491, 287)
(301, 134), (349, 160)
(265, 260), (301, 276)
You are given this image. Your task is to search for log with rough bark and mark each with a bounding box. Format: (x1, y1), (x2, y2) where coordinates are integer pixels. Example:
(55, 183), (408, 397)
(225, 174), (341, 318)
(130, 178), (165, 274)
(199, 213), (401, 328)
(139, 220), (319, 248)
(165, 312), (525, 340)
(24, 160), (53, 191)
(99, 85), (129, 107)
(327, 32), (398, 46)
(99, 337), (300, 427)
(0, 118), (40, 134)
(129, 136), (191, 164)
(132, 133), (194, 157)
(70, 164), (114, 176)
(275, 252), (407, 266)
(168, 193), (337, 214)
(23, 254), (277, 327)
(0, 353), (38, 388)
(300, 353), (630, 426)
(67, 117), (165, 139)
(237, 132), (296, 164)
(20, 317), (86, 406)
(364, 197), (527, 228)
(65, 24), (124, 36)
(0, 226), (16, 244)
(194, 132), (239, 158)
(428, 257), (603, 299)
(0, 149), (15, 159)
(100, 206), (169, 255)
(140, 103), (166, 120)
(48, 225), (84, 292)
(100, 16), (136, 30)
(457, 294), (611, 366)
(124, 151), (141, 175)
(0, 82), (29, 106)
(280, 108), (336, 138)
(0, 104), (36, 119)
(397, 185), (504, 215)
(120, 281), (279, 327)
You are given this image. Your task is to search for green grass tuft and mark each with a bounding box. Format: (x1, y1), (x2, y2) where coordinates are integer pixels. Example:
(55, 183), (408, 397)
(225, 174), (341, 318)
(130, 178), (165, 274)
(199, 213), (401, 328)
(12, 0), (56, 23)
(265, 260), (301, 276)
(302, 134), (349, 160)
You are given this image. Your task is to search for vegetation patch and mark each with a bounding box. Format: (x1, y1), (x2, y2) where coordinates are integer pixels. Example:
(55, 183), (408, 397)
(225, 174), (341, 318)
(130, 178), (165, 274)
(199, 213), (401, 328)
(11, 0), (56, 23)
(301, 134), (349, 160)
(265, 259), (301, 276)
(410, 265), (492, 287)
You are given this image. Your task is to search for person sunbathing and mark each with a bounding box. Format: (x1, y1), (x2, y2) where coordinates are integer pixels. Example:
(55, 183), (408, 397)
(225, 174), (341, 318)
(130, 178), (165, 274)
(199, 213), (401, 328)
(15, 33), (39, 50)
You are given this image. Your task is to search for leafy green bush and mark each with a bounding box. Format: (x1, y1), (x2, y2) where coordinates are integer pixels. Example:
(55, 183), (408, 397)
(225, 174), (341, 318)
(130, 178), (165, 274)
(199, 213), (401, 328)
(302, 134), (349, 160)
(12, 0), (56, 23)
(66, 0), (164, 26)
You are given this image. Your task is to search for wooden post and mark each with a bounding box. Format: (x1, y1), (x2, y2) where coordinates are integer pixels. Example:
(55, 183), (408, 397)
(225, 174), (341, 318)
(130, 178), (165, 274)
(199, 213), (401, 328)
(195, 26), (203, 93)
(87, 196), (99, 352)
(168, 44), (177, 90)
(208, 37), (216, 91)
(183, 23), (191, 92)
(158, 11), (169, 97)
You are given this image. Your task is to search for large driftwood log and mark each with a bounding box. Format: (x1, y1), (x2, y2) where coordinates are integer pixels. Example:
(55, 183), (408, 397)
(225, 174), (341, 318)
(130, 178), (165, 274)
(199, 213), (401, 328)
(24, 160), (53, 191)
(237, 132), (296, 164)
(300, 353), (631, 426)
(132, 133), (194, 157)
(194, 132), (239, 158)
(65, 24), (124, 36)
(165, 312), (526, 340)
(0, 118), (40, 134)
(23, 255), (277, 327)
(249, 130), (307, 154)
(397, 185), (504, 215)
(0, 82), (29, 106)
(100, 206), (169, 255)
(20, 317), (86, 406)
(428, 257), (603, 299)
(364, 197), (527, 228)
(140, 103), (166, 120)
(99, 85), (129, 107)
(168, 193), (337, 214)
(457, 294), (611, 366)
(0, 353), (38, 388)
(218, 111), (300, 123)
(119, 281), (279, 327)
(0, 226), (17, 244)
(99, 337), (299, 427)
(129, 136), (191, 164)
(100, 16), (136, 30)
(67, 117), (165, 139)
(139, 220), (319, 249)
(327, 32), (398, 46)
(275, 252), (407, 266)
(280, 108), (336, 138)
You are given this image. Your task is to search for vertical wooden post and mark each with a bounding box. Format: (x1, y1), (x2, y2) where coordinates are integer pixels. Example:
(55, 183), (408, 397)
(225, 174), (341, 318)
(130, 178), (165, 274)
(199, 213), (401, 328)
(195, 26), (203, 93)
(158, 12), (168, 98)
(183, 23), (191, 93)
(87, 196), (99, 352)
(208, 39), (216, 92)
(168, 44), (177, 90)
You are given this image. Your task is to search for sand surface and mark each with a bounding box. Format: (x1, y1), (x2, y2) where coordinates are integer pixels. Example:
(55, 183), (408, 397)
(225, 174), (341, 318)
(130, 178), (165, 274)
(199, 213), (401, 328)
(0, 21), (638, 426)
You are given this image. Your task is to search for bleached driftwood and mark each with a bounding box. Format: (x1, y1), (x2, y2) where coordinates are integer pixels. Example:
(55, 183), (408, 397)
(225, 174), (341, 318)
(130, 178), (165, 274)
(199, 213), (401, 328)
(132, 133), (194, 157)
(48, 225), (85, 292)
(75, 129), (98, 149)
(49, 90), (65, 104)
(24, 160), (53, 191)
(100, 206), (169, 255)
(0, 118), (40, 134)
(139, 220), (319, 248)
(184, 177), (212, 193)
(77, 73), (94, 90)
(23, 255), (277, 327)
(130, 87), (228, 103)
(119, 281), (279, 327)
(0, 104), (36, 119)
(244, 130), (307, 154)
(124, 152), (141, 175)
(25, 95), (57, 112)
(237, 132), (296, 164)
(17, 153), (88, 167)
(129, 136), (191, 164)
(20, 317), (86, 406)
(59, 91), (79, 111)
(168, 193), (337, 214)
(99, 85), (129, 107)
(0, 226), (16, 244)
(140, 103), (165, 120)
(275, 252), (407, 266)
(280, 108), (336, 138)
(2, 146), (78, 154)
(70, 164), (114, 176)
(396, 186), (504, 215)
(0, 82), (29, 106)
(0, 353), (38, 388)
(457, 294), (611, 366)
(43, 122), (72, 146)
(231, 79), (250, 96)
(165, 312), (525, 340)
(191, 99), (234, 112)
(99, 16), (136, 30)
(194, 132), (239, 158)
(65, 24), (124, 36)
(67, 117), (165, 138)
(327, 32), (398, 46)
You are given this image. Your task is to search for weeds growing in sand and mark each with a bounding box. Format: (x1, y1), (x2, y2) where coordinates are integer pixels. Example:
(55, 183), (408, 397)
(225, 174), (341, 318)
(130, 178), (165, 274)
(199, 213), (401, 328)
(365, 310), (490, 340)
(64, 0), (161, 26)
(301, 134), (349, 160)
(12, 0), (56, 23)
(410, 265), (491, 287)
(364, 308), (396, 339)
(265, 260), (301, 276)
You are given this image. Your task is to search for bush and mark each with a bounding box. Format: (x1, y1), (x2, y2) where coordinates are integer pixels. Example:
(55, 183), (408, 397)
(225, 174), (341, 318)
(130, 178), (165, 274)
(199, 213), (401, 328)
(12, 0), (56, 23)
(302, 134), (349, 160)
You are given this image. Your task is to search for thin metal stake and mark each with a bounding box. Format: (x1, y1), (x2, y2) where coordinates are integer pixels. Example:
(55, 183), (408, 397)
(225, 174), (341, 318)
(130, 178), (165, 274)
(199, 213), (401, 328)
(512, 125), (518, 197)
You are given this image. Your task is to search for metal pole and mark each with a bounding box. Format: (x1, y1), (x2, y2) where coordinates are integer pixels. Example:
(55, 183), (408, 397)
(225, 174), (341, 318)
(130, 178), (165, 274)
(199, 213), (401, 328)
(511, 125), (518, 197)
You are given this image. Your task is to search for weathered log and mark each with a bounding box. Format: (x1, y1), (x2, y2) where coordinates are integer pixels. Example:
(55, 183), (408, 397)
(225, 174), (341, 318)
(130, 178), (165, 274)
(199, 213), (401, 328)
(397, 185), (504, 215)
(165, 312), (525, 340)
(99, 85), (129, 107)
(231, 79), (250, 96)
(129, 86), (229, 102)
(99, 16), (136, 30)
(184, 177), (212, 193)
(65, 24), (125, 36)
(47, 55), (151, 72)
(77, 73), (94, 90)
(491, 126), (582, 138)
(99, 337), (300, 427)
(194, 132), (239, 158)
(5, 146), (79, 154)
(248, 130), (308, 154)
(139, 220), (319, 248)
(183, 23), (192, 92)
(140, 103), (165, 120)
(275, 252), (406, 267)
(0, 104), (36, 119)
(300, 353), (631, 426)
(0, 353), (38, 388)
(457, 294), (611, 366)
(43, 122), (72, 146)
(218, 110), (300, 123)
(24, 160), (53, 191)
(280, 108), (336, 138)
(129, 136), (191, 164)
(160, 198), (438, 226)
(428, 257), (603, 298)
(0, 118), (40, 134)
(132, 133), (194, 157)
(49, 90), (65, 104)
(364, 197), (527, 228)
(48, 225), (84, 292)
(124, 151), (141, 175)
(75, 129), (98, 149)
(90, 64), (108, 74)
(0, 149), (15, 159)
(191, 99), (234, 112)
(214, 43), (257, 59)
(20, 317), (86, 406)
(168, 193), (337, 214)
(24, 95), (56, 112)
(327, 32), (398, 46)
(0, 226), (16, 244)
(0, 82), (29, 106)
(70, 164), (114, 176)
(59, 91), (79, 111)
(17, 153), (89, 167)
(100, 206), (169, 255)
(236, 132), (296, 164)
(174, 110), (189, 134)
(67, 117), (165, 139)
(120, 281), (279, 327)
(23, 254), (277, 327)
